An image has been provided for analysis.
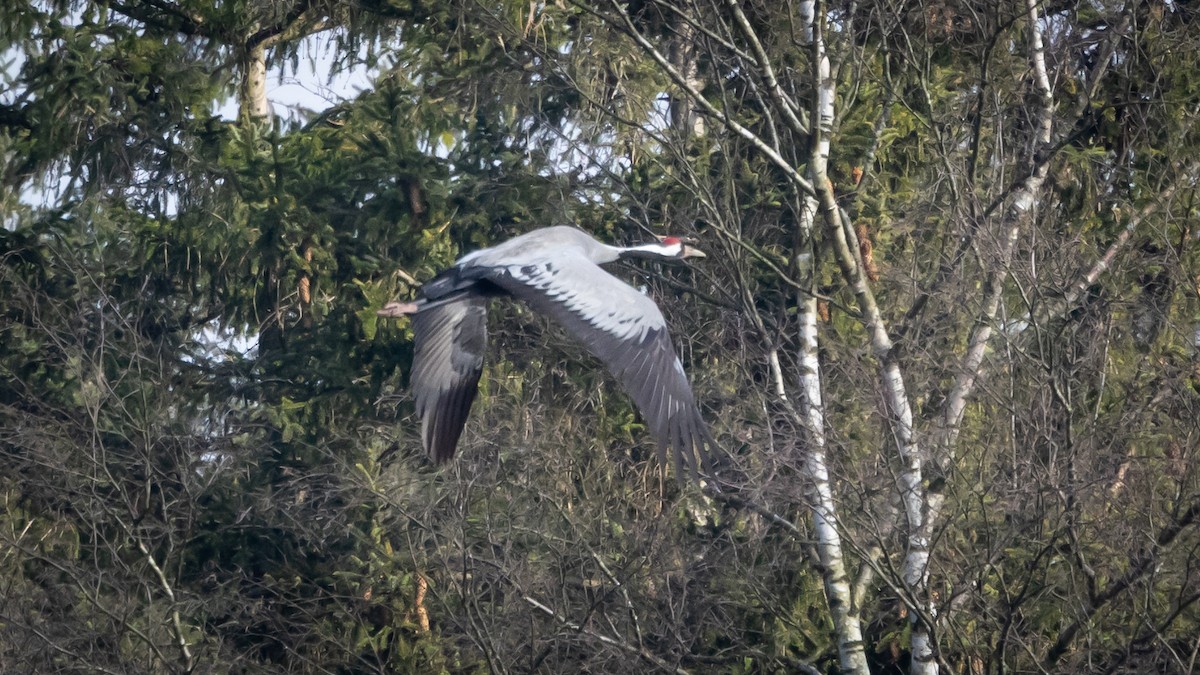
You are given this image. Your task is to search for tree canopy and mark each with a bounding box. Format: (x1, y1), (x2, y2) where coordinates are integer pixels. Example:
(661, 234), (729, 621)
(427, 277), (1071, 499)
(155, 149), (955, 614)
(3, 0), (1200, 673)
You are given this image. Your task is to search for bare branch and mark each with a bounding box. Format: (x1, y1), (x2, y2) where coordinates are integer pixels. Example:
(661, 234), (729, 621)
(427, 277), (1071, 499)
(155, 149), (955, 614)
(522, 595), (694, 674)
(586, 0), (818, 197)
(723, 0), (810, 137)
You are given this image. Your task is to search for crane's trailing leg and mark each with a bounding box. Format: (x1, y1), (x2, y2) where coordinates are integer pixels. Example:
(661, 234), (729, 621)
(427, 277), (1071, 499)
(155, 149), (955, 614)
(378, 301), (420, 317)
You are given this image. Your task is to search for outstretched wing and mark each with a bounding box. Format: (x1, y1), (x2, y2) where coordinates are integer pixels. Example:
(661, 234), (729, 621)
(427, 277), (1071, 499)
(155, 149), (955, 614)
(409, 296), (488, 462)
(482, 255), (714, 477)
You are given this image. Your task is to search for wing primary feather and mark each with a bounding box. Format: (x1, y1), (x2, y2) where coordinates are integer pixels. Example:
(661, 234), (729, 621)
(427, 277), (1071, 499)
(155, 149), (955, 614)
(654, 431), (669, 471)
(431, 384), (458, 462)
(676, 410), (696, 473)
(408, 295), (488, 463)
(685, 411), (704, 480)
(670, 414), (686, 480)
(435, 377), (471, 462)
(675, 410), (695, 470)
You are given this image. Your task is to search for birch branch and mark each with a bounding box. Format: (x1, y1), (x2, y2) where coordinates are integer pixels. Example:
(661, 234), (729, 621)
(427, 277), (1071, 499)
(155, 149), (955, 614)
(930, 0), (1056, 482)
(590, 0), (818, 198)
(134, 537), (196, 674)
(644, 0), (757, 64)
(1016, 163), (1198, 336)
(1043, 499), (1200, 667)
(916, 4), (1055, 668)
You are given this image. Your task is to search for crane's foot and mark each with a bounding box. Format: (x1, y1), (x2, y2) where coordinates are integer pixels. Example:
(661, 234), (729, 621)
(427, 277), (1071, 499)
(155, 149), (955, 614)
(377, 301), (420, 317)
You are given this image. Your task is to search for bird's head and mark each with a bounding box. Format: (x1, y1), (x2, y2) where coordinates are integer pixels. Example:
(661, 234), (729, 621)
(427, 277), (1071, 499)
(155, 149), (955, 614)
(606, 232), (707, 264)
(654, 235), (707, 260)
(619, 235), (706, 263)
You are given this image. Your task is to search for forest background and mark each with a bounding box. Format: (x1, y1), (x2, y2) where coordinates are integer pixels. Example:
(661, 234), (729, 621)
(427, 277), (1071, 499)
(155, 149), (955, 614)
(3, 0), (1200, 673)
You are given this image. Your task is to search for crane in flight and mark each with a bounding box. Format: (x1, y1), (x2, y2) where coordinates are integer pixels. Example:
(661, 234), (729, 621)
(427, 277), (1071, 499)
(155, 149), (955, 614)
(378, 226), (716, 479)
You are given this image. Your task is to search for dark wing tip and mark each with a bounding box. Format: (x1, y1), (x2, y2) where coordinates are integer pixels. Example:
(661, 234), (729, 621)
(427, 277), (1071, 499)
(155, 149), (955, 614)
(422, 382), (475, 464)
(661, 405), (720, 484)
(410, 298), (488, 465)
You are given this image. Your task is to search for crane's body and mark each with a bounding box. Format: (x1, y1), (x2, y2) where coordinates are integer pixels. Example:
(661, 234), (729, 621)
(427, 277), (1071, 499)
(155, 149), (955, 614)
(379, 226), (714, 478)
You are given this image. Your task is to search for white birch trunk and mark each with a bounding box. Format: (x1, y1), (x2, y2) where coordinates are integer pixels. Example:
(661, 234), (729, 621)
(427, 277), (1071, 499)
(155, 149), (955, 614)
(796, 210), (870, 675)
(927, 0), (1056, 543)
(826, 130), (936, 675)
(799, 2), (934, 670)
(745, 1), (870, 670)
(781, 3), (873, 673)
(916, 4), (1054, 670)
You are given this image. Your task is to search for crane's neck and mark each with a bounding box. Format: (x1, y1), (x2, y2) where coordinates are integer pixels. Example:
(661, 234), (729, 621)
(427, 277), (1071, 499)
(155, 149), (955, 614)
(612, 242), (679, 263)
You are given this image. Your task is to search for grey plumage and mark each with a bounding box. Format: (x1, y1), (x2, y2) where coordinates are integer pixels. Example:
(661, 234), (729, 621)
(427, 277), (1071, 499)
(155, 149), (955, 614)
(379, 226), (714, 477)
(409, 297), (488, 463)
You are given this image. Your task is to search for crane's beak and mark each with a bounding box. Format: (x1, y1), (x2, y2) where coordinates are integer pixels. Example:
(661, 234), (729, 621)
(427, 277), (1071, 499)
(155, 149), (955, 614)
(377, 301), (419, 317)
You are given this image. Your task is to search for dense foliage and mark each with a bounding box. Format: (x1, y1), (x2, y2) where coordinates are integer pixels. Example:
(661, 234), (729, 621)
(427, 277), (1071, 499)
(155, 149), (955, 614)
(3, 1), (1200, 673)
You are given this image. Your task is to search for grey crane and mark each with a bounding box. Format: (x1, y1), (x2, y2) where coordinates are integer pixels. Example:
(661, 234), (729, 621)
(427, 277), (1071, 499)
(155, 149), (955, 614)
(378, 226), (715, 478)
